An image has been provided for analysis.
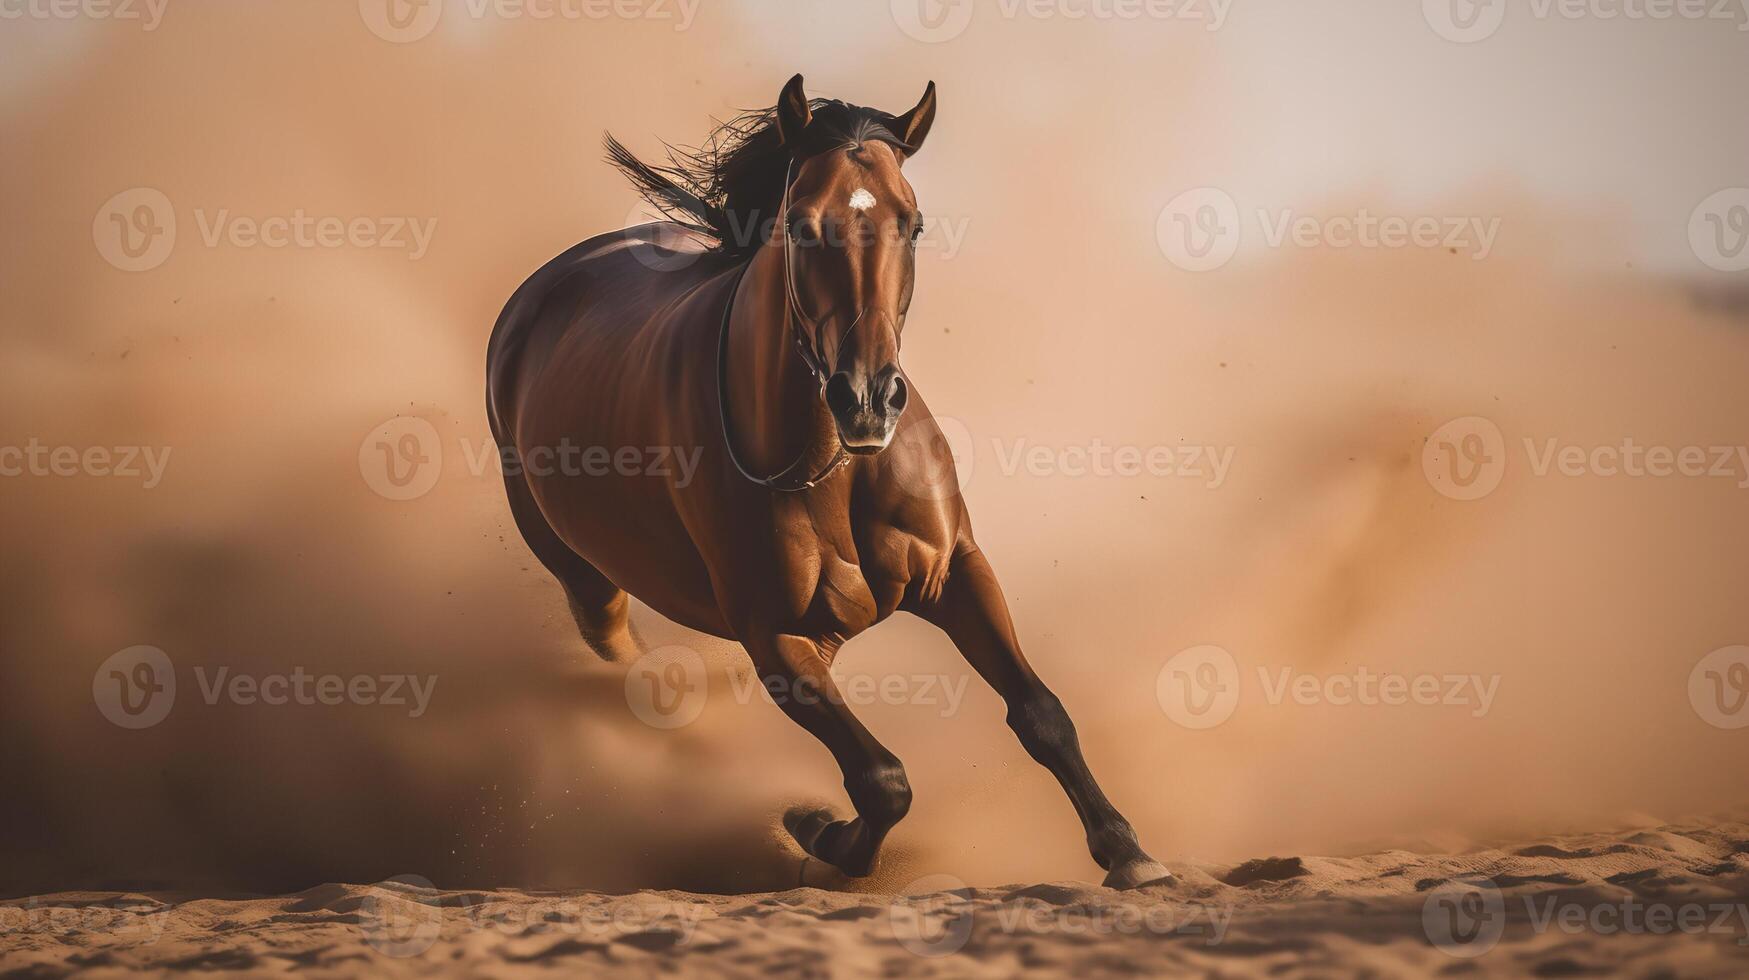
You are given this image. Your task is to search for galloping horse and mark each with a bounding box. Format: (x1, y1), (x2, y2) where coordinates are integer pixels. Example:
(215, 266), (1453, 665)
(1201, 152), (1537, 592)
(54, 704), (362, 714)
(486, 75), (1169, 888)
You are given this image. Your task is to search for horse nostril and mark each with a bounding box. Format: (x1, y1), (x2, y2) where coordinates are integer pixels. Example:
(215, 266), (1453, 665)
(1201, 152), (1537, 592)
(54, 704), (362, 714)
(824, 372), (859, 418)
(884, 374), (908, 415)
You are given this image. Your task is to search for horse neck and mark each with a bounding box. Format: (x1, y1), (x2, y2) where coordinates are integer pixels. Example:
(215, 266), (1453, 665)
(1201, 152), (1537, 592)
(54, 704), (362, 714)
(724, 243), (837, 476)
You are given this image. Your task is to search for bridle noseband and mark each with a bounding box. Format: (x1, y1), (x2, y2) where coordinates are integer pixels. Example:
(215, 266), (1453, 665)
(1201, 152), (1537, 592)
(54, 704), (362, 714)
(715, 157), (859, 492)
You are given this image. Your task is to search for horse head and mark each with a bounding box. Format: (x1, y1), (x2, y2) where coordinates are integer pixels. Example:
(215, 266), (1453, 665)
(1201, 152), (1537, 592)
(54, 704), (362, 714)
(771, 74), (936, 454)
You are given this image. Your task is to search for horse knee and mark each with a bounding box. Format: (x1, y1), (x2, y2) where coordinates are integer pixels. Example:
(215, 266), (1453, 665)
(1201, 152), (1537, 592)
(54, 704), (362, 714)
(847, 761), (912, 827)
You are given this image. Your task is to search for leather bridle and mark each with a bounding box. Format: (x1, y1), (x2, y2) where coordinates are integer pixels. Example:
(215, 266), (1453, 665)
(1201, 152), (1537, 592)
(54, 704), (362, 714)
(715, 156), (859, 492)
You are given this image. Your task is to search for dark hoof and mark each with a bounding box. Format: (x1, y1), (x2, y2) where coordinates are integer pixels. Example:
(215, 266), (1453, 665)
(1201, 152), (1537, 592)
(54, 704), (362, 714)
(1102, 857), (1173, 889)
(782, 806), (873, 877)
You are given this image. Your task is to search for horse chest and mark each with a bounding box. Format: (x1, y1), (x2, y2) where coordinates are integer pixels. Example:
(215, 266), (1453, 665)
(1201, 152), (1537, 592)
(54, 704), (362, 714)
(778, 525), (945, 650)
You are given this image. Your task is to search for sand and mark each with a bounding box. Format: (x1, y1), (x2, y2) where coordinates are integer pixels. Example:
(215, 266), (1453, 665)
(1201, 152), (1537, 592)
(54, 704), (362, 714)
(6, 815), (1748, 978)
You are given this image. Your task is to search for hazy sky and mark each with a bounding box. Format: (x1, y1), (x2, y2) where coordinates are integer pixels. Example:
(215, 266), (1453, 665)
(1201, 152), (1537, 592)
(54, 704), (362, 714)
(7, 0), (1744, 279)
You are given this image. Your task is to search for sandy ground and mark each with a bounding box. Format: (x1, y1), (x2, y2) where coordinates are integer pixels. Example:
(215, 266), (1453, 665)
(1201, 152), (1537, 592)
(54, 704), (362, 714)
(6, 816), (1748, 978)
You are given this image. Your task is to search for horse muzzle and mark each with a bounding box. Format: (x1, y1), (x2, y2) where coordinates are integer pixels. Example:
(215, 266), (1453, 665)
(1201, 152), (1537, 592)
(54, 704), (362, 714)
(824, 364), (907, 454)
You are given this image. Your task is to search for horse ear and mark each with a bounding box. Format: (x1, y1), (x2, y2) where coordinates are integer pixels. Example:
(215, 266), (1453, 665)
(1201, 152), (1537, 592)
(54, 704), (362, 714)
(775, 73), (812, 146)
(892, 81), (937, 154)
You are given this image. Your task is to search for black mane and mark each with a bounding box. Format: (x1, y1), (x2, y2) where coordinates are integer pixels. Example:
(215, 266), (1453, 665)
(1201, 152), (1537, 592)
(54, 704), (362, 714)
(604, 99), (909, 258)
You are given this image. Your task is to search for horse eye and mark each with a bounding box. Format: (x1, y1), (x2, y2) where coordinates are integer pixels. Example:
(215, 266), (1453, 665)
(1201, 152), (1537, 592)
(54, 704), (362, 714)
(788, 217), (822, 247)
(908, 216), (924, 243)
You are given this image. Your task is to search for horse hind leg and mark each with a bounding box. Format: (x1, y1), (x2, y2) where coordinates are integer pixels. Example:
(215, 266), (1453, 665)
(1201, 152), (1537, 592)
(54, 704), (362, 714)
(502, 473), (642, 663)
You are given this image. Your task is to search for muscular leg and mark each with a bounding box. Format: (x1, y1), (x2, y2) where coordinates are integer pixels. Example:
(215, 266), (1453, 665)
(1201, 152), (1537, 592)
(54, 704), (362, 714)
(914, 545), (1170, 888)
(746, 632), (911, 877)
(502, 472), (641, 662)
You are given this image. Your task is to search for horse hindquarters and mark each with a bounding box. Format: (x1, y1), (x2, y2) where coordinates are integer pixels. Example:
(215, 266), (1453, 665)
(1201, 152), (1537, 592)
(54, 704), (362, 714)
(486, 232), (688, 663)
(488, 308), (635, 663)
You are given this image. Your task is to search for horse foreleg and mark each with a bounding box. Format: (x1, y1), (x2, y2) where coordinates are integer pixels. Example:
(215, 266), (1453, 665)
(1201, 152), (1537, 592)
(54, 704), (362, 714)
(744, 633), (911, 878)
(915, 546), (1171, 889)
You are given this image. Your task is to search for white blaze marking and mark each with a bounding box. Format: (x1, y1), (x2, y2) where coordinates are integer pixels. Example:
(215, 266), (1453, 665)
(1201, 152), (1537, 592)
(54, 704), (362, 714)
(848, 188), (876, 211)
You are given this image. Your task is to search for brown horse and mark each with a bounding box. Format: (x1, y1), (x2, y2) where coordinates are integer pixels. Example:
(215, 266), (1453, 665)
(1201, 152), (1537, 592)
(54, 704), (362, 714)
(486, 75), (1169, 888)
